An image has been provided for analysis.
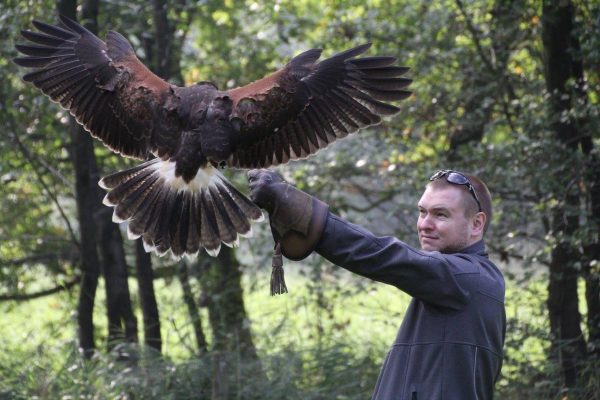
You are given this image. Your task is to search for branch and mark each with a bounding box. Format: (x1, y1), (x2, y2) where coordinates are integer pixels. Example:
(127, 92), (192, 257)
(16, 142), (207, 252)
(0, 276), (80, 302)
(345, 182), (401, 213)
(455, 0), (496, 73)
(4, 108), (73, 188)
(173, 0), (196, 50)
(454, 0), (519, 134)
(17, 134), (73, 188)
(486, 242), (551, 267)
(489, 188), (541, 203)
(8, 131), (80, 247)
(0, 251), (75, 267)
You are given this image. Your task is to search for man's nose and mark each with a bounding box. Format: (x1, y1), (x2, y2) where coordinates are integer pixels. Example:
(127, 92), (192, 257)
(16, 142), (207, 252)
(418, 214), (434, 230)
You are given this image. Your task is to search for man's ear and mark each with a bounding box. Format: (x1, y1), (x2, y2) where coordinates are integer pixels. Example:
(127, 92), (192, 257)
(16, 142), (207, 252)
(472, 212), (486, 236)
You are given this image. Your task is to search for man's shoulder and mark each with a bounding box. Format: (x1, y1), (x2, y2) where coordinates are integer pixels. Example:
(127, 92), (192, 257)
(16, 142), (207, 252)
(440, 250), (505, 302)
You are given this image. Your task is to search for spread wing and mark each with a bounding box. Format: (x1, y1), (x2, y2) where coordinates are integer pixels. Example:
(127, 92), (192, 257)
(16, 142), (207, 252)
(14, 15), (180, 160)
(227, 43), (411, 168)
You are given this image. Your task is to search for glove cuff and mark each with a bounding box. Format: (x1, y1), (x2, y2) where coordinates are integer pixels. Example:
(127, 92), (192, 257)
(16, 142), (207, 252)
(279, 197), (329, 261)
(266, 184), (329, 261)
(270, 185), (312, 235)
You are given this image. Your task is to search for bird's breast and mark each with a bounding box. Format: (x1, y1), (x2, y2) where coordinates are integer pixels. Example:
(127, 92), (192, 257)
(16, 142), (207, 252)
(199, 120), (234, 165)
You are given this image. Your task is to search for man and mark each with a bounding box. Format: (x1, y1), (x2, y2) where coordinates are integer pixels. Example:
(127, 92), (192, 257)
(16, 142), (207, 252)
(248, 169), (505, 399)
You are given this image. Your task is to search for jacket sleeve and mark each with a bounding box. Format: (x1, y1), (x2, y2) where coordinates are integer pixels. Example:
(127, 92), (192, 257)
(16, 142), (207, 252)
(315, 213), (475, 310)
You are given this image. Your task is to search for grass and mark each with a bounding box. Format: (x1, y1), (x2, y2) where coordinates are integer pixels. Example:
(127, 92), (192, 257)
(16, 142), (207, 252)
(0, 267), (595, 399)
(0, 267), (410, 399)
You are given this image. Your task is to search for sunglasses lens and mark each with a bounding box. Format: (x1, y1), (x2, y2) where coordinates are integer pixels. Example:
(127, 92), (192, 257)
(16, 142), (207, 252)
(446, 172), (468, 185)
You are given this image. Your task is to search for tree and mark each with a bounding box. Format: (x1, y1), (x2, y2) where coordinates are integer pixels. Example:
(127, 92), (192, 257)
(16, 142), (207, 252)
(55, 0), (102, 359)
(2, 1), (600, 398)
(198, 247), (265, 399)
(135, 239), (161, 352)
(542, 0), (599, 388)
(56, 0), (138, 356)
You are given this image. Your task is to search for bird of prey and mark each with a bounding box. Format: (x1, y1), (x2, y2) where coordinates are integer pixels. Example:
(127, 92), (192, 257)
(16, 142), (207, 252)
(14, 15), (411, 258)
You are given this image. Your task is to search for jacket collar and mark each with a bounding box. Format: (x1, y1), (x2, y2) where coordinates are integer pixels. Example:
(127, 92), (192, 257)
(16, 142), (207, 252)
(460, 240), (488, 257)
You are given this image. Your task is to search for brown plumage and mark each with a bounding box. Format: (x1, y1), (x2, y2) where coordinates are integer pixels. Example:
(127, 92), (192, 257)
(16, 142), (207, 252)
(14, 15), (412, 258)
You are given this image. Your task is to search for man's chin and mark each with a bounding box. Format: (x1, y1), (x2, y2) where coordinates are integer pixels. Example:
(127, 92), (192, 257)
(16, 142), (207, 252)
(420, 240), (440, 252)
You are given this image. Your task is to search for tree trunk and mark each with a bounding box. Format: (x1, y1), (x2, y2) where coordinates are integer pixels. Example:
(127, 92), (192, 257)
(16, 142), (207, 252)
(69, 118), (102, 359)
(149, 0), (208, 357)
(548, 240), (587, 386)
(135, 239), (162, 352)
(542, 0), (588, 387)
(584, 241), (600, 356)
(153, 0), (171, 79)
(583, 151), (600, 355)
(58, 0), (138, 356)
(57, 0), (99, 359)
(200, 247), (265, 399)
(178, 260), (208, 354)
(98, 209), (138, 348)
(570, 22), (600, 357)
(214, 247), (260, 360)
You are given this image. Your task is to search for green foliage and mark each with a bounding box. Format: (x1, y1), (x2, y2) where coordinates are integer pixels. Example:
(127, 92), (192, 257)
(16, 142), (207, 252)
(3, 275), (599, 399)
(0, 275), (404, 399)
(498, 279), (600, 399)
(0, 0), (80, 297)
(1, 0), (600, 398)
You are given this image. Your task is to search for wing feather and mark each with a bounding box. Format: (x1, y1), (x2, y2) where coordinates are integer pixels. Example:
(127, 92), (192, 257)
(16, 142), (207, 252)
(298, 114), (319, 150)
(348, 56), (397, 68)
(20, 29), (70, 46)
(15, 15), (177, 160)
(228, 43), (411, 168)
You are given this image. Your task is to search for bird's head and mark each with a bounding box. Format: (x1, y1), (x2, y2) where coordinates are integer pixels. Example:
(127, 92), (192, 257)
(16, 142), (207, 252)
(206, 97), (232, 122)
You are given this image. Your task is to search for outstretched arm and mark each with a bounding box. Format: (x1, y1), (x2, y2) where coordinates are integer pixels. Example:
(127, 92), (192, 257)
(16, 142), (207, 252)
(316, 214), (472, 310)
(248, 169), (475, 309)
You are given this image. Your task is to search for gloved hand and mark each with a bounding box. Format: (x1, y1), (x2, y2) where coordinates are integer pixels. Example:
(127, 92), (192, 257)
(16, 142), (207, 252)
(247, 169), (287, 215)
(247, 169), (329, 260)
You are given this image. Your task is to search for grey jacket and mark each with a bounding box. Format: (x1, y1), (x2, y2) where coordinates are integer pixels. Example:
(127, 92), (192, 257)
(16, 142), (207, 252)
(315, 213), (506, 400)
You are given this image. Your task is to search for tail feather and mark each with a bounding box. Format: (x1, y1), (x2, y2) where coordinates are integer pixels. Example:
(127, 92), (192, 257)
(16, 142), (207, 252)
(152, 189), (178, 256)
(141, 185), (169, 242)
(113, 172), (160, 221)
(104, 164), (157, 207)
(127, 183), (164, 239)
(184, 198), (201, 257)
(209, 185), (238, 246)
(221, 179), (264, 222)
(160, 197), (186, 256)
(100, 160), (260, 257)
(171, 193), (191, 257)
(216, 184), (252, 235)
(99, 158), (159, 189)
(199, 190), (222, 256)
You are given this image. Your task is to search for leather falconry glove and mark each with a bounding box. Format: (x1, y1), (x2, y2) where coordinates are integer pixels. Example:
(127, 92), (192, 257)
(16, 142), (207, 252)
(248, 169), (329, 261)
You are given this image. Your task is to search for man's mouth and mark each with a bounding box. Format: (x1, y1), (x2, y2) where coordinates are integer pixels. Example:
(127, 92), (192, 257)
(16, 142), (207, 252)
(420, 234), (437, 240)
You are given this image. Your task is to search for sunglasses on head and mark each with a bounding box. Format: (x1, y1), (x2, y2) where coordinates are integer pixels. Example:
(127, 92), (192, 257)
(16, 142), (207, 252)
(429, 170), (482, 212)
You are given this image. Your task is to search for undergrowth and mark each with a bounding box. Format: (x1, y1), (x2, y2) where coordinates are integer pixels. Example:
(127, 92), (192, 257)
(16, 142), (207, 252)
(0, 274), (598, 399)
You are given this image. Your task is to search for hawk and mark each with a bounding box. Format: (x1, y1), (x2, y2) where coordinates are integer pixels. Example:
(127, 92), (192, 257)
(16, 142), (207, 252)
(14, 15), (411, 258)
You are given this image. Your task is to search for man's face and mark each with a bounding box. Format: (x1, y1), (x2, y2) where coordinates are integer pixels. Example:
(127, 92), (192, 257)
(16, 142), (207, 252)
(417, 184), (476, 253)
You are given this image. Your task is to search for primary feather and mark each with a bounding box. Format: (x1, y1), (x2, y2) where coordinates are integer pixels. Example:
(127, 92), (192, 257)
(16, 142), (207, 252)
(14, 15), (411, 258)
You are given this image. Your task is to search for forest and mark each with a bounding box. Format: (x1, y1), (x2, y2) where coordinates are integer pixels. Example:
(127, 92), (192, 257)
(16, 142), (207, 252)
(0, 0), (599, 399)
